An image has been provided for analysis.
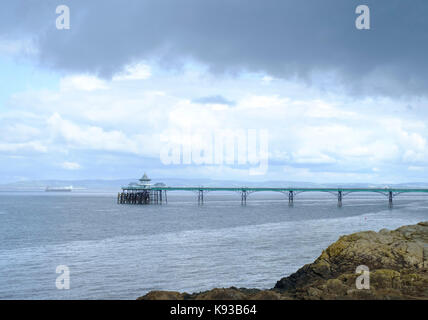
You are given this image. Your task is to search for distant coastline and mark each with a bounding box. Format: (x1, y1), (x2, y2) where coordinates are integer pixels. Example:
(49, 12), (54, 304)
(2, 178), (428, 193)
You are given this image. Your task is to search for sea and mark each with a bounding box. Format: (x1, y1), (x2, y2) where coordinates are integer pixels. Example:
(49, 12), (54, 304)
(0, 191), (427, 299)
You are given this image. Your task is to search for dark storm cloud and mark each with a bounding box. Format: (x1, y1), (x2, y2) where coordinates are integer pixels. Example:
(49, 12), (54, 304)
(2, 0), (428, 96)
(193, 95), (236, 106)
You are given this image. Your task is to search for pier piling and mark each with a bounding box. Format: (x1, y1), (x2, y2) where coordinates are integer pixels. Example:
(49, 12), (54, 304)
(241, 190), (247, 205)
(288, 191), (294, 205)
(198, 190), (204, 204)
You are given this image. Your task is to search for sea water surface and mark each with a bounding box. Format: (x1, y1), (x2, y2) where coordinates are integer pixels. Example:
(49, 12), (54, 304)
(0, 191), (427, 299)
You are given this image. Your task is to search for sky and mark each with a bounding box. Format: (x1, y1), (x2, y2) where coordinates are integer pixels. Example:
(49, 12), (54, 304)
(1, 0), (428, 184)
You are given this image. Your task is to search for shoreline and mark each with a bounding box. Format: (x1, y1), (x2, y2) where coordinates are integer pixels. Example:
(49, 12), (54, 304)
(139, 221), (428, 300)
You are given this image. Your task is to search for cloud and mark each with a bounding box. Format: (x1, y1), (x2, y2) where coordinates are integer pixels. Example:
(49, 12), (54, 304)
(2, 58), (428, 182)
(0, 38), (37, 55)
(261, 76), (275, 84)
(6, 74), (428, 171)
(192, 95), (235, 106)
(61, 161), (81, 170)
(112, 63), (151, 81)
(2, 1), (428, 96)
(282, 165), (378, 183)
(60, 75), (109, 91)
(0, 141), (47, 153)
(408, 166), (425, 172)
(46, 113), (140, 154)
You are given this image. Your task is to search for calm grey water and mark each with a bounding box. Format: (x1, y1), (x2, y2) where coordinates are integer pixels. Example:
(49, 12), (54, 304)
(0, 191), (427, 299)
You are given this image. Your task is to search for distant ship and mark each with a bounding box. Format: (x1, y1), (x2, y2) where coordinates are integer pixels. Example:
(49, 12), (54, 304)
(45, 186), (73, 192)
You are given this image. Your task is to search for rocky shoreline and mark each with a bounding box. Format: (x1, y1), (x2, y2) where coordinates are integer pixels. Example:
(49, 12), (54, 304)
(139, 222), (428, 300)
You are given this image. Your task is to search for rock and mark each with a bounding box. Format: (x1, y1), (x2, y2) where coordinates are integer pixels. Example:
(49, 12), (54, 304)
(275, 221), (428, 292)
(138, 290), (188, 300)
(193, 288), (249, 300)
(248, 290), (285, 300)
(138, 287), (292, 300)
(138, 222), (428, 300)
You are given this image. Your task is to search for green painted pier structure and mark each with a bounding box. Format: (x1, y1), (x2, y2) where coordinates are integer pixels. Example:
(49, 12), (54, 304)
(118, 174), (428, 207)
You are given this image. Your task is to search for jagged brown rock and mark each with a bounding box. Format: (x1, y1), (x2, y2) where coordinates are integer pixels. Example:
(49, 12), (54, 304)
(138, 291), (188, 300)
(138, 222), (428, 300)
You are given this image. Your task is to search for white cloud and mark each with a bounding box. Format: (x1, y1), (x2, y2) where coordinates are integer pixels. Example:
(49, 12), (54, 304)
(3, 65), (428, 182)
(292, 150), (336, 164)
(261, 75), (275, 84)
(61, 162), (81, 170)
(60, 75), (109, 91)
(0, 141), (47, 153)
(408, 166), (425, 172)
(46, 113), (159, 156)
(0, 124), (40, 142)
(112, 63), (151, 81)
(282, 166), (377, 183)
(0, 37), (37, 55)
(238, 95), (288, 109)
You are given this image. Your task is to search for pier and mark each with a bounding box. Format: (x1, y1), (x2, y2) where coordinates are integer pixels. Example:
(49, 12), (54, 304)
(118, 174), (428, 207)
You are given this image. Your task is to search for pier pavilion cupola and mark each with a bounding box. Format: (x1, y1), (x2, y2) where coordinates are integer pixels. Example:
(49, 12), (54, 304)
(138, 173), (152, 189)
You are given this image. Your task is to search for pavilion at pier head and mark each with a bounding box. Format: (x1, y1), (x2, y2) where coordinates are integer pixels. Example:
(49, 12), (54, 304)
(118, 173), (167, 204)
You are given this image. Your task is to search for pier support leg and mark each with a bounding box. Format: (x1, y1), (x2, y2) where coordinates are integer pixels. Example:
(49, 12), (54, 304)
(288, 191), (294, 207)
(198, 190), (204, 204)
(338, 191), (343, 207)
(165, 190), (167, 203)
(241, 191), (247, 205)
(389, 191), (393, 208)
